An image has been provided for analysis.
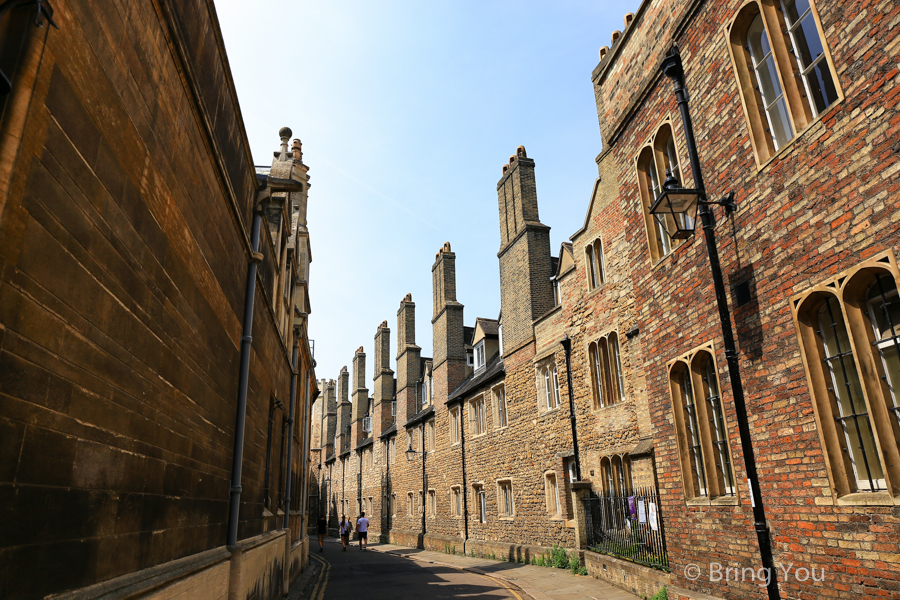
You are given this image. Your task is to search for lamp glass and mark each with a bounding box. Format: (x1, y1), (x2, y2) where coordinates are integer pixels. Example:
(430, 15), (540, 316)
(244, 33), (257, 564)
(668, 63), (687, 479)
(650, 187), (701, 240)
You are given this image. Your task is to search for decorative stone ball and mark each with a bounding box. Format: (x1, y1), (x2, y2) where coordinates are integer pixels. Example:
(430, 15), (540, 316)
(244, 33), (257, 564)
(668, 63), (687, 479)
(279, 126), (292, 139)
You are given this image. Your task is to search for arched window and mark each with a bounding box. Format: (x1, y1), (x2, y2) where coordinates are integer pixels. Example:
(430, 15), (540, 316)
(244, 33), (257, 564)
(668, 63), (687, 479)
(589, 332), (625, 408)
(585, 238), (606, 290)
(727, 0), (840, 165)
(668, 347), (736, 501)
(793, 258), (900, 500)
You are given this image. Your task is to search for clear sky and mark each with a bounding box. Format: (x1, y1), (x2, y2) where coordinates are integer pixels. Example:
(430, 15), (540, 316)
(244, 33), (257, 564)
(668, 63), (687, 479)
(216, 0), (641, 387)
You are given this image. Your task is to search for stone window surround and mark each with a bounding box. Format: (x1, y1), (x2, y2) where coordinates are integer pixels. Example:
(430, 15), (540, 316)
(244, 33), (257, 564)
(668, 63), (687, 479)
(425, 418), (436, 452)
(449, 406), (461, 445)
(544, 470), (562, 518)
(667, 342), (740, 507)
(427, 489), (436, 518)
(491, 383), (508, 429)
(585, 237), (606, 291)
(472, 482), (487, 523)
(634, 120), (687, 265)
(599, 454), (633, 495)
(725, 0), (843, 170)
(791, 252), (900, 507)
(586, 329), (626, 410)
(468, 394), (487, 437)
(534, 355), (562, 414)
(450, 485), (463, 518)
(496, 478), (515, 519)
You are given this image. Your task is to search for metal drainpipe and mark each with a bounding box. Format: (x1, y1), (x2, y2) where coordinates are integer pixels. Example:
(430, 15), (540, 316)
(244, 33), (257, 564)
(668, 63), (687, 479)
(226, 205), (265, 548)
(560, 335), (582, 482)
(459, 401), (469, 543)
(421, 422), (426, 538)
(282, 341), (299, 530)
(300, 369), (316, 537)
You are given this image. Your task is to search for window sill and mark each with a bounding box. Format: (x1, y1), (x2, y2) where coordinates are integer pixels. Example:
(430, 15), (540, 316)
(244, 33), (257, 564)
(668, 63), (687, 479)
(537, 406), (563, 420)
(832, 491), (900, 507)
(549, 514), (565, 521)
(592, 399), (630, 413)
(498, 516), (515, 521)
(685, 495), (740, 507)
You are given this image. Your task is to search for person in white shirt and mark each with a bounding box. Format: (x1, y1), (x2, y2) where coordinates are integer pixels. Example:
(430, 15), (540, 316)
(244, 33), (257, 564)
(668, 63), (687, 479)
(356, 511), (370, 551)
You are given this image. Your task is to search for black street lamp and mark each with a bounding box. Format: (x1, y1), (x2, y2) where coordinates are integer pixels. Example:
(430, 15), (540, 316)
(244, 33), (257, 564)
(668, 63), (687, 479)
(651, 45), (780, 600)
(405, 424), (427, 537)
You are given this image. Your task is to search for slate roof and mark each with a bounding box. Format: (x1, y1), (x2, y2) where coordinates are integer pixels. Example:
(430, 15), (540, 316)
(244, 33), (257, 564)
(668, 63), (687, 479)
(447, 353), (505, 403)
(463, 326), (475, 350)
(404, 404), (434, 428)
(355, 437), (374, 451)
(379, 423), (397, 439)
(475, 317), (500, 337)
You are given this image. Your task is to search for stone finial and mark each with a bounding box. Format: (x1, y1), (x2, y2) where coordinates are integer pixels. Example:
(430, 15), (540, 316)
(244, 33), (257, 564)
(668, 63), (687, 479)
(403, 293), (412, 303)
(279, 126), (293, 139)
(599, 46), (609, 60)
(277, 127), (291, 160)
(502, 164), (509, 175)
(356, 346), (364, 354)
(292, 139), (302, 160)
(509, 155), (517, 164)
(516, 145), (527, 158)
(624, 13), (634, 27)
(380, 320), (388, 329)
(611, 30), (621, 44)
(442, 242), (451, 252)
(341, 366), (348, 373)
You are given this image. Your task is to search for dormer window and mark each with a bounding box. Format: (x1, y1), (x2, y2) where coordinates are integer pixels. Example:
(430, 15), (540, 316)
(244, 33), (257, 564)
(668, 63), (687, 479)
(467, 351), (474, 367)
(475, 340), (486, 371)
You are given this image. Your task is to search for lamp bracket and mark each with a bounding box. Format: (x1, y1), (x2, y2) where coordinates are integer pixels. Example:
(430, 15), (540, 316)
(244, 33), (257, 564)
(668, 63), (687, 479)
(702, 192), (736, 215)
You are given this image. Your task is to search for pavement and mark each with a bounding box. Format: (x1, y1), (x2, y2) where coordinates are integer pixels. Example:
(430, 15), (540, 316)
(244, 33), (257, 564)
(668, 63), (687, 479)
(289, 537), (639, 600)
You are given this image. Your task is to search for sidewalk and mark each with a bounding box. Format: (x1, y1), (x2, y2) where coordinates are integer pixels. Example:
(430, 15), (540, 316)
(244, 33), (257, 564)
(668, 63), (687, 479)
(365, 541), (639, 600)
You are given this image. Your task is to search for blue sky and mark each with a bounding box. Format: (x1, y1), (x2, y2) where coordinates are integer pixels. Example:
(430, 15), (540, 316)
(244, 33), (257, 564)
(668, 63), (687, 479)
(216, 0), (641, 386)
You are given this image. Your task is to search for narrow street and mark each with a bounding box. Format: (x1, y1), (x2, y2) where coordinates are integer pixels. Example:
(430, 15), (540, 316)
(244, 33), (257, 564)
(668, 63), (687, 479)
(297, 539), (528, 599)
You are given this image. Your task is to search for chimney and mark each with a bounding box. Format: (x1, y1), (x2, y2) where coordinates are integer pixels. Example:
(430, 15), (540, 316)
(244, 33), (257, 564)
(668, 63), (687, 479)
(396, 294), (421, 427)
(432, 243), (466, 399)
(373, 321), (394, 436)
(323, 380), (337, 455)
(496, 146), (553, 353)
(351, 347), (369, 446)
(336, 367), (351, 453)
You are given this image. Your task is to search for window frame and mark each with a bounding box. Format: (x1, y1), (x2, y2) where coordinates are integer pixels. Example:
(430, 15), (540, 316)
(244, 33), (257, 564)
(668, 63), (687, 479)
(449, 406), (461, 445)
(468, 394), (486, 436)
(726, 0), (842, 168)
(492, 384), (508, 429)
(585, 237), (607, 291)
(497, 479), (515, 518)
(588, 331), (626, 409)
(667, 343), (739, 505)
(791, 253), (900, 505)
(544, 471), (561, 516)
(475, 340), (486, 371)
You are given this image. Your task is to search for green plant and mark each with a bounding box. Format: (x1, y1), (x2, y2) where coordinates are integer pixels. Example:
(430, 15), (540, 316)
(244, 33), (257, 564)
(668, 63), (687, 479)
(550, 545), (569, 569)
(648, 586), (668, 600)
(568, 554), (581, 574)
(578, 566), (588, 576)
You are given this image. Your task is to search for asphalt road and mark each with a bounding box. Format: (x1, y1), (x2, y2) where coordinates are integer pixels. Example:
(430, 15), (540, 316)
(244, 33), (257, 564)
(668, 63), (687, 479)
(305, 538), (528, 600)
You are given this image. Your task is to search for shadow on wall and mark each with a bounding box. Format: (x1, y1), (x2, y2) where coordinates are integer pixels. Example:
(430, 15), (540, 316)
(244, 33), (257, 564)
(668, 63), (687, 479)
(730, 263), (763, 362)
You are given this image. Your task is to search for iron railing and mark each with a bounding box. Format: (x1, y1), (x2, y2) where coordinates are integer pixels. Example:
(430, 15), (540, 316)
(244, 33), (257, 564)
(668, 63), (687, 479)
(583, 486), (669, 571)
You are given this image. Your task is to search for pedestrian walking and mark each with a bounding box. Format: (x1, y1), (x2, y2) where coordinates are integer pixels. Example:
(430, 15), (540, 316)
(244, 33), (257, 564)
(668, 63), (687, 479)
(356, 511), (370, 551)
(316, 515), (327, 552)
(339, 515), (350, 552)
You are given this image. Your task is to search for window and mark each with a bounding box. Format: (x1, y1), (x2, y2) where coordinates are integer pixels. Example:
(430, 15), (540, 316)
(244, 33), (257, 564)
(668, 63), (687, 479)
(600, 455), (633, 495)
(497, 480), (514, 517)
(492, 385), (508, 429)
(391, 493), (397, 516)
(450, 407), (461, 444)
(551, 277), (560, 307)
(545, 472), (561, 515)
(407, 492), (414, 516)
(391, 399), (396, 417)
(668, 346), (736, 501)
(429, 374), (434, 402)
(426, 419), (435, 452)
(451, 486), (462, 517)
(792, 256), (900, 501)
(475, 340), (486, 370)
(469, 395), (486, 436)
(585, 238), (606, 290)
(499, 324), (503, 355)
(474, 484), (487, 523)
(537, 359), (561, 411)
(428, 490), (436, 517)
(589, 332), (625, 408)
(466, 351), (474, 367)
(727, 0), (840, 165)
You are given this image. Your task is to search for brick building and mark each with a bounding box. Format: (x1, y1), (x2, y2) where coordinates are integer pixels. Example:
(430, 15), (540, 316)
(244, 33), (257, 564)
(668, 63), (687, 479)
(311, 0), (899, 598)
(0, 1), (318, 599)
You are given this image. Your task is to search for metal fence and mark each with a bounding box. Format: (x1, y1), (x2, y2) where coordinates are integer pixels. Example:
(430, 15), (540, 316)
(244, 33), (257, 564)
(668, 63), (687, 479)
(583, 486), (669, 571)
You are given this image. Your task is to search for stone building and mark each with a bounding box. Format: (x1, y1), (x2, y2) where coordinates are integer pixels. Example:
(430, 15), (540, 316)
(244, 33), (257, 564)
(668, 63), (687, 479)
(0, 1), (318, 599)
(311, 0), (899, 598)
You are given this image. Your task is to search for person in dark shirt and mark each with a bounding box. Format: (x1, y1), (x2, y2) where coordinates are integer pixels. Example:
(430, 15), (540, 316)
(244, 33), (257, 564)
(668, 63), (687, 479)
(316, 515), (328, 552)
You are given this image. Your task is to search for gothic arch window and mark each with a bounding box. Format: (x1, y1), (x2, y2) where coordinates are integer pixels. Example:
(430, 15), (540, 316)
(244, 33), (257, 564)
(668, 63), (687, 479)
(792, 254), (900, 502)
(668, 345), (736, 501)
(588, 331), (625, 409)
(585, 238), (606, 290)
(635, 123), (688, 263)
(727, 0), (841, 165)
